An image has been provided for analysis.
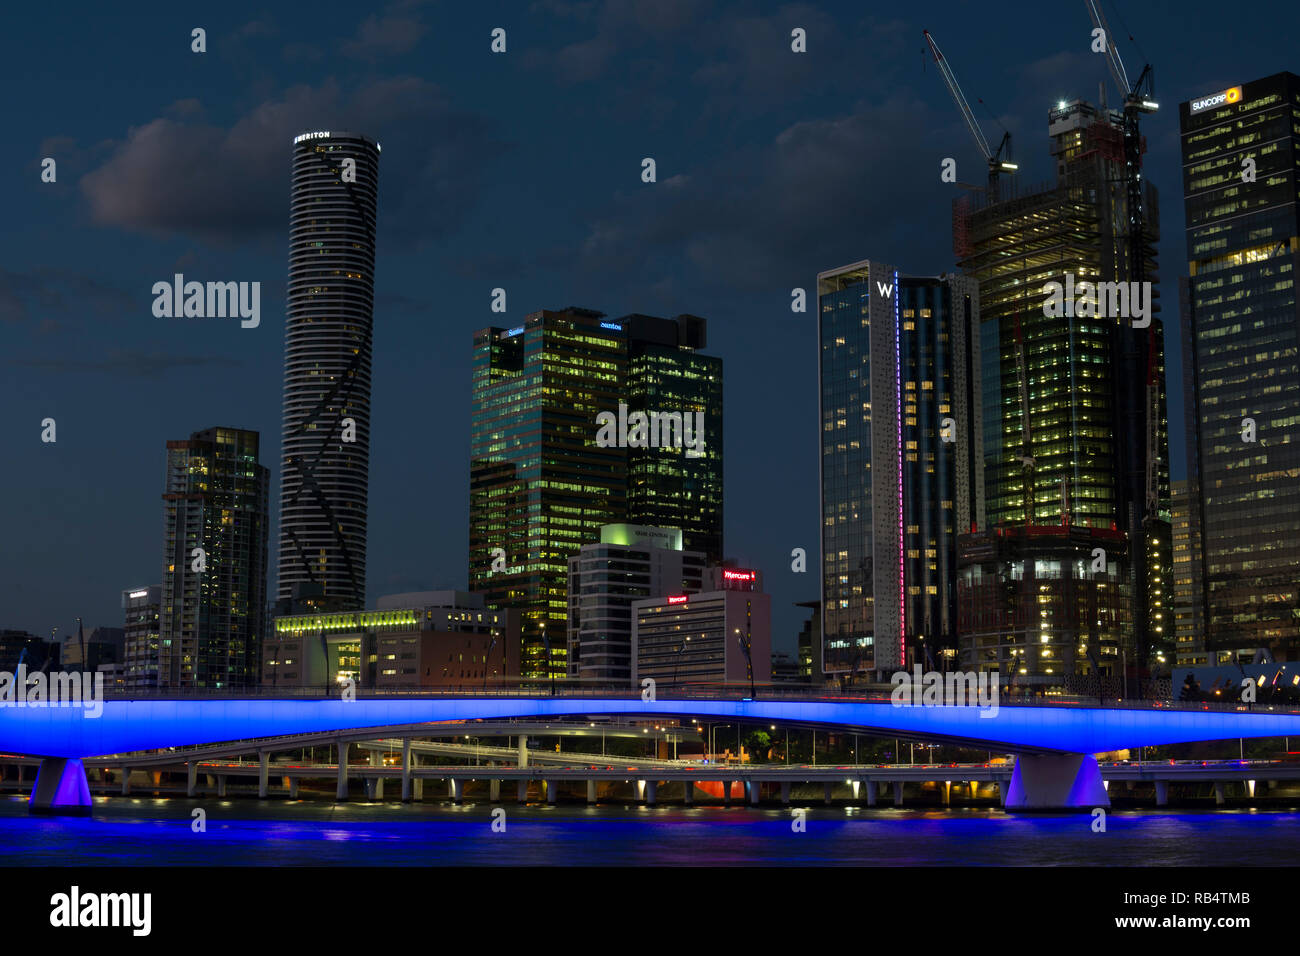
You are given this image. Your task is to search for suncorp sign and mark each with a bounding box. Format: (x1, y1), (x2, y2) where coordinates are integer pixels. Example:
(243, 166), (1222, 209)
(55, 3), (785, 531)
(1189, 86), (1241, 114)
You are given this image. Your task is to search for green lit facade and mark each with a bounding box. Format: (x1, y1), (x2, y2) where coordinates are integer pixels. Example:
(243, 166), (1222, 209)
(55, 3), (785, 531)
(159, 427), (269, 689)
(470, 308), (627, 679)
(470, 309), (725, 680)
(1180, 72), (1300, 661)
(623, 313), (723, 564)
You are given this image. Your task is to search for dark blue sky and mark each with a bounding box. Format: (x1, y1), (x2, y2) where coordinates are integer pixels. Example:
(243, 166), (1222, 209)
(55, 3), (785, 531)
(3, 0), (1297, 652)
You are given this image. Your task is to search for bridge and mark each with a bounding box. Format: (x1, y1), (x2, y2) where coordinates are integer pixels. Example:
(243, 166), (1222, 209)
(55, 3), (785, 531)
(5, 690), (1300, 813)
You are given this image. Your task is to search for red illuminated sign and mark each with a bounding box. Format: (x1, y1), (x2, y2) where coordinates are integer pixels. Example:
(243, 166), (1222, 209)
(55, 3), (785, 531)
(667, 595), (689, 604)
(722, 569), (756, 582)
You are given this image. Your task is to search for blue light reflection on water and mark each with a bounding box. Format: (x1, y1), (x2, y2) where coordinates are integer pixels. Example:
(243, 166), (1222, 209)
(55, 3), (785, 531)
(4, 796), (1297, 866)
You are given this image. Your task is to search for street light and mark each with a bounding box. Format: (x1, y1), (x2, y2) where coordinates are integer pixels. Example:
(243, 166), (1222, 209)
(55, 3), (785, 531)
(673, 636), (691, 687)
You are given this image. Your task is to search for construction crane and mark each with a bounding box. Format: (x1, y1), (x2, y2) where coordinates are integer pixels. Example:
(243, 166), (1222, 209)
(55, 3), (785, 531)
(924, 27), (1032, 517)
(923, 29), (1018, 197)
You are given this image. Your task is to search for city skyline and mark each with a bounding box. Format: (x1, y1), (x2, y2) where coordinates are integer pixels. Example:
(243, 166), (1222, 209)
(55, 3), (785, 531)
(4, 1), (1299, 659)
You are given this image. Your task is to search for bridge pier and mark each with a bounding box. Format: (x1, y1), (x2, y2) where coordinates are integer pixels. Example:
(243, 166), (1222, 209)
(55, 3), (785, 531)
(491, 779), (502, 802)
(120, 767), (130, 796)
(941, 781), (951, 807)
(1214, 781), (1226, 806)
(29, 757), (92, 816)
(644, 780), (657, 806)
(866, 780), (878, 807)
(258, 752), (269, 799)
(369, 751), (385, 801)
(749, 781), (760, 805)
(1155, 780), (1169, 806)
(1003, 755), (1108, 811)
(517, 779), (528, 803)
(401, 739), (412, 802)
(823, 783), (833, 805)
(450, 778), (462, 804)
(546, 779), (556, 804)
(893, 781), (904, 806)
(335, 741), (350, 801)
(684, 781), (694, 805)
(217, 776), (227, 797)
(780, 782), (791, 806)
(517, 737), (528, 768)
(288, 777), (299, 799)
(586, 780), (597, 805)
(187, 762), (197, 797)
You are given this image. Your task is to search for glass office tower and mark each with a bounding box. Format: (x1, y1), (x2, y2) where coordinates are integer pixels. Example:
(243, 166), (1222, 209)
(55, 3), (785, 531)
(470, 308), (627, 679)
(1180, 72), (1300, 661)
(159, 427), (269, 689)
(818, 262), (983, 678)
(278, 131), (380, 613)
(623, 313), (724, 564)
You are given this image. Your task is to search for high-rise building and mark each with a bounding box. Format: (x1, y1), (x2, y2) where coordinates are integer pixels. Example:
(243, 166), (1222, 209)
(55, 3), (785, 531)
(818, 263), (983, 678)
(633, 564), (771, 687)
(159, 427), (269, 688)
(956, 99), (1172, 671)
(122, 586), (161, 690)
(1171, 480), (1207, 666)
(567, 524), (707, 683)
(277, 131), (380, 614)
(470, 307), (627, 679)
(622, 314), (724, 564)
(470, 308), (724, 680)
(1180, 73), (1300, 662)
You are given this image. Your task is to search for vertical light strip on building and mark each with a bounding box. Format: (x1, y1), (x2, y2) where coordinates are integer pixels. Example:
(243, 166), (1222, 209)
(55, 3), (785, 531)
(894, 269), (905, 668)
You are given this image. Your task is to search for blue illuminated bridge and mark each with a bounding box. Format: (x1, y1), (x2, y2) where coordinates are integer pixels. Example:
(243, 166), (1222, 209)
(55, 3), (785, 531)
(6, 692), (1300, 814)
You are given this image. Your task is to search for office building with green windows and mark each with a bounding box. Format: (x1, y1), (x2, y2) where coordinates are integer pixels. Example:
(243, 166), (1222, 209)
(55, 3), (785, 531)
(470, 307), (724, 680)
(1180, 72), (1300, 662)
(818, 262), (983, 678)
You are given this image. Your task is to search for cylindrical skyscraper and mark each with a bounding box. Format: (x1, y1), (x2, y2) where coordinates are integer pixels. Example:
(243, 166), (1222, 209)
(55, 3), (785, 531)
(277, 131), (379, 612)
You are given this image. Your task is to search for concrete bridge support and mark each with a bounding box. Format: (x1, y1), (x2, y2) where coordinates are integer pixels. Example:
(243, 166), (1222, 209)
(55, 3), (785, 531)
(586, 780), (597, 805)
(335, 741), (350, 801)
(823, 783), (833, 805)
(683, 781), (694, 805)
(893, 782), (904, 806)
(1003, 755), (1108, 811)
(187, 762), (197, 797)
(120, 768), (130, 796)
(29, 757), (92, 816)
(866, 780), (878, 807)
(401, 739), (412, 803)
(450, 778), (462, 804)
(941, 781), (951, 807)
(258, 752), (270, 799)
(288, 777), (299, 799)
(1155, 780), (1169, 806)
(1214, 781), (1227, 806)
(517, 737), (528, 768)
(217, 776), (227, 797)
(367, 751), (385, 801)
(851, 780), (860, 802)
(545, 779), (556, 804)
(780, 782), (791, 806)
(491, 779), (502, 802)
(749, 781), (761, 805)
(644, 780), (657, 806)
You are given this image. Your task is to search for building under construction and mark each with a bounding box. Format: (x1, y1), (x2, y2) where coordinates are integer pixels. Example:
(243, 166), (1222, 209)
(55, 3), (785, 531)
(954, 98), (1172, 685)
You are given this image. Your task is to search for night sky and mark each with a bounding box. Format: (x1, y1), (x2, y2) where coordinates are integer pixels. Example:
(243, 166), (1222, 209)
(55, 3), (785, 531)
(4, 0), (1298, 652)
